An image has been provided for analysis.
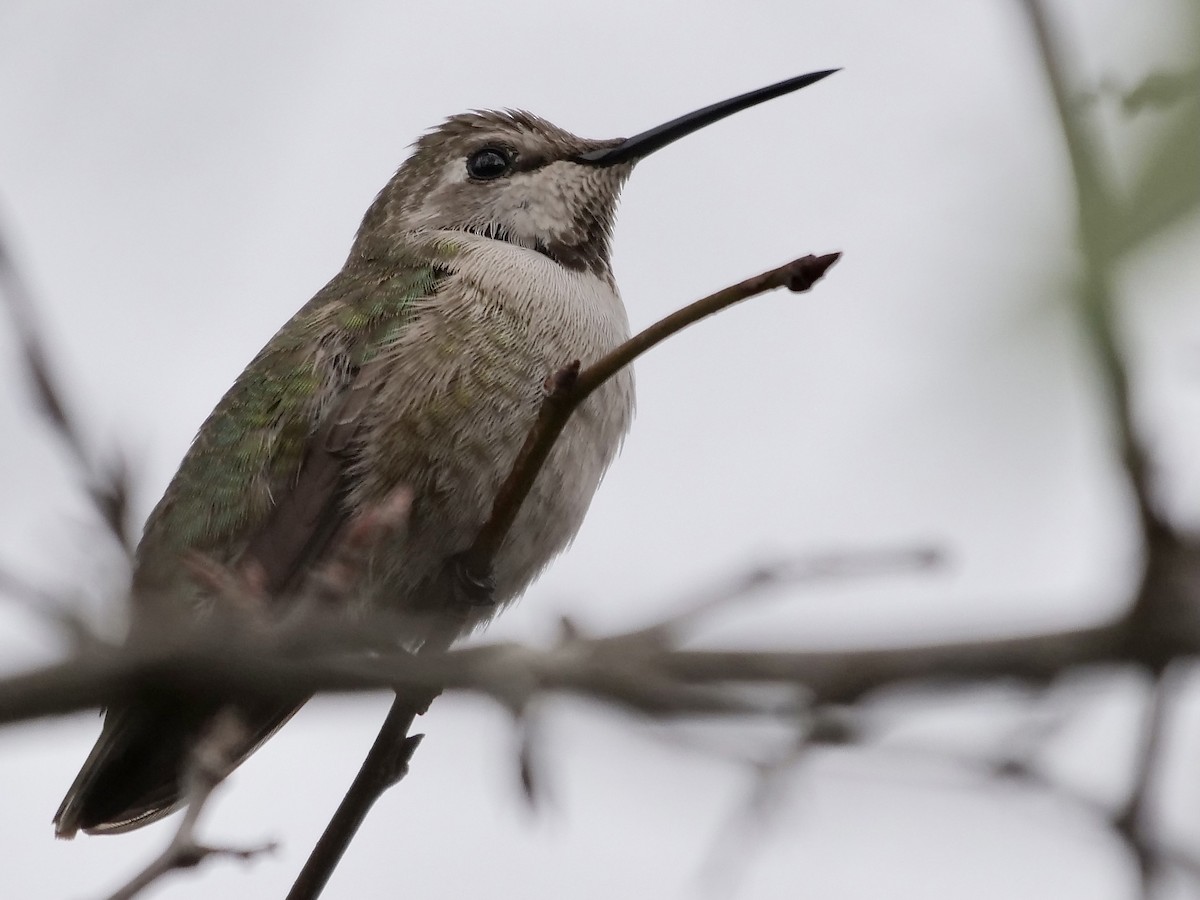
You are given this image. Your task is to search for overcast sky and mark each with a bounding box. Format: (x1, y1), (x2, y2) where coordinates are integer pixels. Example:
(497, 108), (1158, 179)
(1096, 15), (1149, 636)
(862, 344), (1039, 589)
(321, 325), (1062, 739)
(2, 1), (1199, 898)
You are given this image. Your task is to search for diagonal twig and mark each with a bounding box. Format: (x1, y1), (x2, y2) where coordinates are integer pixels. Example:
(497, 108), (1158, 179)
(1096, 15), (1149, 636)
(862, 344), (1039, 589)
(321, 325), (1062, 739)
(0, 218), (135, 554)
(284, 251), (841, 899)
(616, 544), (939, 647)
(465, 252), (840, 574)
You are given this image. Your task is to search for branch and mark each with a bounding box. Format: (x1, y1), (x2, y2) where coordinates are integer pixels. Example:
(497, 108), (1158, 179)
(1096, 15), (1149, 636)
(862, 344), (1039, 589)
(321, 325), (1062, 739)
(284, 251), (841, 899)
(0, 601), (1138, 731)
(1018, 0), (1200, 669)
(0, 549), (1193, 894)
(466, 252), (840, 572)
(1016, 5), (1200, 890)
(0, 219), (135, 554)
(1110, 663), (1183, 898)
(1019, 0), (1158, 539)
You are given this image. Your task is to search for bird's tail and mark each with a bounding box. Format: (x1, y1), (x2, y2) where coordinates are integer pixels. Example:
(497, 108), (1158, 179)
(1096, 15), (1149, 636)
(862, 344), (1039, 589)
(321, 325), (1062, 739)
(54, 698), (301, 838)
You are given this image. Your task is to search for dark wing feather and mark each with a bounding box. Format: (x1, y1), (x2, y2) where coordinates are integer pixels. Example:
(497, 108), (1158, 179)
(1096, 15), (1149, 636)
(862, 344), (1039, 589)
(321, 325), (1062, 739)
(242, 356), (388, 596)
(54, 259), (446, 837)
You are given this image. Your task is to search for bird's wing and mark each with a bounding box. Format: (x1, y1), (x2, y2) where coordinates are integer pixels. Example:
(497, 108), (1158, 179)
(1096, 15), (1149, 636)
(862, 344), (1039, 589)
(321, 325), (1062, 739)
(133, 256), (447, 606)
(54, 251), (452, 838)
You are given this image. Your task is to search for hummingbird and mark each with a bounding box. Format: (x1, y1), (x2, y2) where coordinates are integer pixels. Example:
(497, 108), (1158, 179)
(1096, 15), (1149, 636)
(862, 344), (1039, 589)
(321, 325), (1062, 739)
(53, 69), (837, 837)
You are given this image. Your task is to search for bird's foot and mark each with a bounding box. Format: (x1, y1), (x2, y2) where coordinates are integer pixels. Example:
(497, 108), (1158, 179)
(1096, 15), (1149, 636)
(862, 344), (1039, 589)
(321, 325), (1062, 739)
(448, 552), (497, 609)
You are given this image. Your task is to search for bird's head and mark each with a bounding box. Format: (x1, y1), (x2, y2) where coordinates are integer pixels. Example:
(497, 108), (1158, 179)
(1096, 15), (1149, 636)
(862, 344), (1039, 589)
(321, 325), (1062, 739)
(351, 70), (838, 278)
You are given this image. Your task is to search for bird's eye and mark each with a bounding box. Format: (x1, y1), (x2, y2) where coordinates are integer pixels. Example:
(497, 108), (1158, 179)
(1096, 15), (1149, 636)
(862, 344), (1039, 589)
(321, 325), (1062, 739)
(466, 147), (512, 180)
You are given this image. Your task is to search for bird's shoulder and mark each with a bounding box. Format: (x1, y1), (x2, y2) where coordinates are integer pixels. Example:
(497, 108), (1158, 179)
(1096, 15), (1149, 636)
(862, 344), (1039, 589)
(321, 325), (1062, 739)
(134, 242), (457, 585)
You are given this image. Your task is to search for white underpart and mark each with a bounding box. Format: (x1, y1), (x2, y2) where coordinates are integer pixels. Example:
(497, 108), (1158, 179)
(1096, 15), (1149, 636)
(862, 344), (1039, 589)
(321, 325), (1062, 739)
(445, 232), (636, 598)
(355, 227), (635, 611)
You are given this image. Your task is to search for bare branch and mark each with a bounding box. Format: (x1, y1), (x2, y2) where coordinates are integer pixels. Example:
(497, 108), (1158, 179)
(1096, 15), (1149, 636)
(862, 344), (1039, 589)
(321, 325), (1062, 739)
(1019, 0), (1159, 538)
(1109, 663), (1185, 898)
(465, 252), (841, 575)
(619, 544), (940, 646)
(0, 600), (1136, 731)
(0, 218), (135, 554)
(283, 252), (843, 898)
(1012, 7), (1200, 884)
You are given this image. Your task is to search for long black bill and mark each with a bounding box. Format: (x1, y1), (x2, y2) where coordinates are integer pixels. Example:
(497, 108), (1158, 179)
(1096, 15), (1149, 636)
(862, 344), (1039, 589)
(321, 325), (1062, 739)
(576, 68), (839, 167)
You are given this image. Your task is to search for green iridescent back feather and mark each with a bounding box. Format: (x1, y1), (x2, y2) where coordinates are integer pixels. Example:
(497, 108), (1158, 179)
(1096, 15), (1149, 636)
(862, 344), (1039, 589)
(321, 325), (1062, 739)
(133, 252), (448, 603)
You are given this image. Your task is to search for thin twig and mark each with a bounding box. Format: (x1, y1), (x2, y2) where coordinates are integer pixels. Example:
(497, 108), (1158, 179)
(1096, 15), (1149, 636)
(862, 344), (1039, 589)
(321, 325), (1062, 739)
(1112, 664), (1183, 896)
(465, 252), (840, 573)
(618, 544), (939, 646)
(283, 252), (841, 899)
(283, 701), (427, 900)
(282, 636), (444, 900)
(0, 219), (135, 554)
(694, 714), (836, 900)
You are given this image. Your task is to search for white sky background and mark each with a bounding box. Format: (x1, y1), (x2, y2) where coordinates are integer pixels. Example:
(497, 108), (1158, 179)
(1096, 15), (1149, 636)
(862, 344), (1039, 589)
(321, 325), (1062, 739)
(1, 0), (1199, 898)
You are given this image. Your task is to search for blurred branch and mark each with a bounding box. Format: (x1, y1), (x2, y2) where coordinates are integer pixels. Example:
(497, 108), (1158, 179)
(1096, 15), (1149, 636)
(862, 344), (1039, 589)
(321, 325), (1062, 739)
(101, 711), (275, 900)
(1019, 0), (1157, 536)
(0, 216), (135, 554)
(0, 577), (1185, 896)
(0, 597), (1155, 734)
(618, 545), (938, 646)
(1019, 2), (1200, 893)
(1113, 665), (1176, 896)
(1018, 0), (1200, 663)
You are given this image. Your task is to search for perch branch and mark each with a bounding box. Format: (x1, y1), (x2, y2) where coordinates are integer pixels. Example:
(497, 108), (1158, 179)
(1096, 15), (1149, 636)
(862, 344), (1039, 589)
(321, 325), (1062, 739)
(466, 252), (840, 572)
(284, 251), (840, 898)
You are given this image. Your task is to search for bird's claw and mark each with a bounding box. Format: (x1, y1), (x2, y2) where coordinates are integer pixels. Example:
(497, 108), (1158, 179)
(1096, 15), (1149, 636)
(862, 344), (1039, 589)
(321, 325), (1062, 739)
(449, 554), (497, 608)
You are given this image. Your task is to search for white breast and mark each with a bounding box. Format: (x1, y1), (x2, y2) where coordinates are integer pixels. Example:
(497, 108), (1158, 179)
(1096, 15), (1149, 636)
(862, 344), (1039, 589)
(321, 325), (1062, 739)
(359, 231), (636, 615)
(445, 233), (636, 599)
